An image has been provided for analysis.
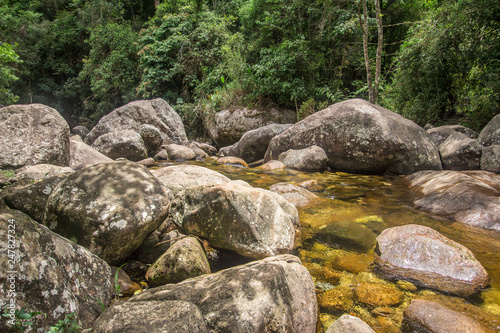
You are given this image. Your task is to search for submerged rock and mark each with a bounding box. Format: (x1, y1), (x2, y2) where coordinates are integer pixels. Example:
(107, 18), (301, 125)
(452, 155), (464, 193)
(265, 99), (442, 175)
(0, 210), (113, 331)
(216, 156), (249, 168)
(373, 224), (490, 297)
(326, 314), (376, 333)
(316, 220), (377, 252)
(269, 182), (321, 207)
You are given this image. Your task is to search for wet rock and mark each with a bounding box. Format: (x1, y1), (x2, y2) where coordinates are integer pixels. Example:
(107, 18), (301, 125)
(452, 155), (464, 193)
(131, 255), (317, 333)
(478, 113), (500, 147)
(92, 300), (209, 333)
(69, 135), (113, 170)
(164, 144), (196, 161)
(43, 161), (171, 264)
(151, 165), (230, 197)
(396, 280), (418, 292)
(278, 145), (328, 172)
(438, 132), (482, 170)
(139, 124), (163, 153)
(354, 282), (404, 307)
(406, 170), (500, 230)
(91, 130), (148, 161)
(265, 99), (442, 175)
(205, 107), (296, 147)
(170, 182), (296, 259)
(316, 220), (377, 252)
(403, 299), (487, 333)
(72, 125), (90, 139)
(0, 104), (70, 169)
(269, 182), (321, 207)
(220, 124), (293, 163)
(216, 156), (249, 168)
(318, 286), (354, 313)
(257, 160), (286, 171)
(481, 145), (500, 174)
(0, 210), (113, 331)
(86, 98), (188, 146)
(427, 125), (478, 147)
(146, 236), (211, 287)
(374, 224), (490, 297)
(326, 314), (376, 333)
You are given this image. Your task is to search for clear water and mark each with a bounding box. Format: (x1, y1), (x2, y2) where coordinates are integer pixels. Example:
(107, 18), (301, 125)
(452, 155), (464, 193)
(157, 160), (500, 332)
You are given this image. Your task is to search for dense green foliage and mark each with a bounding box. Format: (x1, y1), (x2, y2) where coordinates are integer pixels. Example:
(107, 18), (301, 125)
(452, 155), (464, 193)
(0, 0), (498, 131)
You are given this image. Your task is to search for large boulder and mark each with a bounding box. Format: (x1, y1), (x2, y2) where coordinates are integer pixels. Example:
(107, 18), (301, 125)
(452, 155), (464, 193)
(373, 224), (490, 297)
(478, 113), (500, 146)
(205, 107), (296, 147)
(91, 130), (148, 161)
(406, 170), (500, 230)
(85, 98), (188, 146)
(69, 135), (113, 170)
(0, 210), (113, 331)
(43, 161), (171, 264)
(265, 99), (442, 175)
(0, 104), (70, 169)
(220, 124), (293, 163)
(278, 145), (328, 172)
(438, 132), (482, 170)
(170, 182), (296, 259)
(139, 124), (163, 153)
(427, 125), (478, 147)
(130, 255), (317, 333)
(151, 165), (230, 197)
(481, 145), (500, 174)
(403, 299), (487, 333)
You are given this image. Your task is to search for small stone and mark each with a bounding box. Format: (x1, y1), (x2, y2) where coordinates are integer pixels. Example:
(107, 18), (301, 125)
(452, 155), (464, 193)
(396, 280), (417, 292)
(354, 282), (404, 307)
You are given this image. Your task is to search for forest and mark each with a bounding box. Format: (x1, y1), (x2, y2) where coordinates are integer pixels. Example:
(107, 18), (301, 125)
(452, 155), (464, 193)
(0, 0), (499, 136)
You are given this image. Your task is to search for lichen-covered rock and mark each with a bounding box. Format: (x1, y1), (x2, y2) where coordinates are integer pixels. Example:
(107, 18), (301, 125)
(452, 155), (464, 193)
(403, 299), (487, 333)
(86, 98), (188, 146)
(269, 182), (321, 207)
(170, 182), (296, 259)
(326, 314), (376, 333)
(151, 165), (230, 197)
(139, 124), (163, 153)
(145, 236), (211, 287)
(406, 170), (500, 230)
(43, 161), (171, 264)
(438, 132), (482, 170)
(373, 224), (490, 297)
(71, 125), (90, 139)
(164, 144), (196, 161)
(69, 135), (113, 170)
(481, 145), (500, 174)
(427, 125), (478, 146)
(205, 107), (296, 147)
(0, 210), (113, 331)
(131, 255), (317, 333)
(0, 104), (70, 169)
(220, 124), (293, 163)
(92, 300), (209, 333)
(91, 130), (148, 161)
(265, 99), (442, 175)
(478, 113), (500, 147)
(278, 145), (328, 172)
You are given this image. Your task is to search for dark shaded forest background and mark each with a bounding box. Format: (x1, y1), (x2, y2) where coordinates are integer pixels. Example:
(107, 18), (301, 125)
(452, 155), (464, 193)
(1, 0), (498, 136)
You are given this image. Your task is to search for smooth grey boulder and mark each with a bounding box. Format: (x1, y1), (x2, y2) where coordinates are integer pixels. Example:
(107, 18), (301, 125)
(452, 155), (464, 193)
(164, 144), (196, 161)
(14, 163), (74, 182)
(69, 135), (113, 170)
(131, 255), (317, 333)
(481, 145), (500, 174)
(205, 107), (296, 147)
(278, 145), (328, 172)
(91, 130), (148, 161)
(145, 236), (211, 287)
(406, 170), (500, 230)
(269, 182), (321, 207)
(43, 161), (171, 264)
(478, 113), (500, 147)
(427, 125), (478, 146)
(438, 131), (482, 170)
(326, 314), (375, 333)
(265, 99), (442, 175)
(0, 104), (70, 169)
(403, 299), (486, 333)
(170, 182), (296, 259)
(139, 124), (163, 153)
(86, 98), (188, 146)
(374, 224), (490, 297)
(220, 123), (293, 163)
(0, 210), (113, 331)
(72, 125), (90, 139)
(92, 300), (209, 333)
(151, 165), (230, 197)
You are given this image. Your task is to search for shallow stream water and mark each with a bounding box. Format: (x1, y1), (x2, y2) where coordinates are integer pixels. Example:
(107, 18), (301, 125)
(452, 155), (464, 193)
(159, 160), (500, 332)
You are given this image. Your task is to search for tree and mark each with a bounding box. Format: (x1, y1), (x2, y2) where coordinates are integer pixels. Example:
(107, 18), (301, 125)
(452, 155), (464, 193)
(0, 42), (20, 105)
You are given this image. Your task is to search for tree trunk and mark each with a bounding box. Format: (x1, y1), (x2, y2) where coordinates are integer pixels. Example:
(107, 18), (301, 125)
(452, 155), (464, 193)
(154, 0), (160, 8)
(374, 0), (383, 103)
(359, 0), (374, 103)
